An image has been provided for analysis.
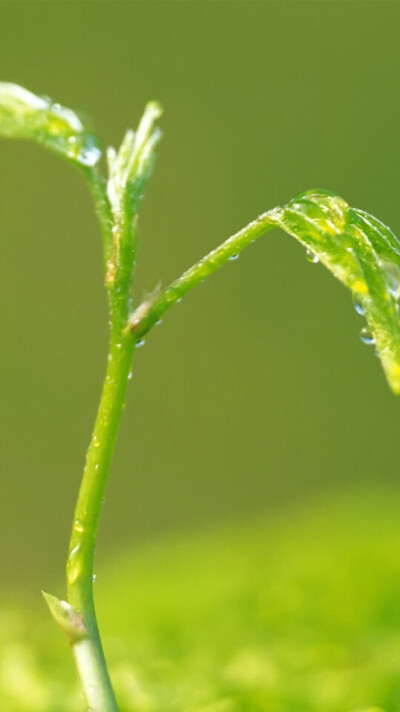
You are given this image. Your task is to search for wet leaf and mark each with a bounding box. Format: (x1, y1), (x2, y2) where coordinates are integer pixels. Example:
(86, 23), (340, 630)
(269, 190), (400, 393)
(0, 83), (101, 167)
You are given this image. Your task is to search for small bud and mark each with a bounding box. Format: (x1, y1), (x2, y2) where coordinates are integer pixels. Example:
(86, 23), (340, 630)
(42, 591), (88, 644)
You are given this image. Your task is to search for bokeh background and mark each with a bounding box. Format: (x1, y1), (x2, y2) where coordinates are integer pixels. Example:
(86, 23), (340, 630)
(1, 0), (400, 596)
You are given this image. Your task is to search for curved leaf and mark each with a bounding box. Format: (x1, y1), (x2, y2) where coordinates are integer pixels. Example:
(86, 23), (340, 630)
(0, 83), (101, 166)
(269, 190), (400, 393)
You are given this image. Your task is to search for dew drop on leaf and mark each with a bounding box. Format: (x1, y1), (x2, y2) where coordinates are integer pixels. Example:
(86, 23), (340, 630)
(353, 297), (365, 316)
(66, 132), (101, 167)
(381, 260), (400, 299)
(270, 190), (400, 392)
(305, 249), (319, 264)
(360, 327), (375, 345)
(0, 83), (102, 167)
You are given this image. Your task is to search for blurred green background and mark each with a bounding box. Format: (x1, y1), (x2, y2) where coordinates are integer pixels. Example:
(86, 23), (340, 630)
(1, 0), (400, 598)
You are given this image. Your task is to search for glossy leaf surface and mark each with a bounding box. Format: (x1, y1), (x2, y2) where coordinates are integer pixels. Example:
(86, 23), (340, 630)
(269, 190), (400, 393)
(0, 83), (101, 167)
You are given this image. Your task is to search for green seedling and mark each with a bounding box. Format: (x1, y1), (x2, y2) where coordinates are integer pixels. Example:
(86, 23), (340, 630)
(1, 82), (399, 711)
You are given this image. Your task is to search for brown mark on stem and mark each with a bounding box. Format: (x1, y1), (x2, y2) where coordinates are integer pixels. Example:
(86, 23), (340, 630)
(125, 282), (161, 334)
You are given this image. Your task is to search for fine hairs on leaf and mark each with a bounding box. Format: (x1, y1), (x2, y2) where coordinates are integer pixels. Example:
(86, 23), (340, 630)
(1, 82), (400, 710)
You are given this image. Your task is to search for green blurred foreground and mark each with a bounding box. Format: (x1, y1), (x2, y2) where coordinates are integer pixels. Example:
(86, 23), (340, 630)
(2, 488), (400, 712)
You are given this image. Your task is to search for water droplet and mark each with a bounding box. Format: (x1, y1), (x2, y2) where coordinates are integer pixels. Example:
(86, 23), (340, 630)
(74, 519), (85, 534)
(76, 135), (102, 167)
(229, 254), (239, 261)
(382, 260), (400, 298)
(128, 371), (133, 380)
(92, 574), (97, 583)
(360, 327), (375, 345)
(155, 319), (162, 326)
(177, 298), (182, 304)
(63, 127), (101, 166)
(353, 297), (365, 316)
(0, 85), (102, 167)
(305, 249), (319, 264)
(136, 339), (145, 348)
(66, 544), (83, 585)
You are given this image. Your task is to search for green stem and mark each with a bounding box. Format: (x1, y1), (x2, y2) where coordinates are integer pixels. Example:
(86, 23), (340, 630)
(62, 202), (276, 711)
(61, 107), (162, 710)
(66, 330), (135, 712)
(0, 86), (163, 711)
(64, 164), (138, 711)
(130, 210), (277, 337)
(62, 207), (277, 710)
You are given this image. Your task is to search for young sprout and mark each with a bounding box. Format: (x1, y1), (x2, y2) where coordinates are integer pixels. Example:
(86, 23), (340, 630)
(1, 83), (400, 711)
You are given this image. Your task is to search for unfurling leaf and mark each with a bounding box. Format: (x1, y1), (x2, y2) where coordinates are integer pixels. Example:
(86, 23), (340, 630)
(105, 101), (162, 291)
(106, 100), (162, 218)
(0, 83), (101, 167)
(269, 190), (400, 393)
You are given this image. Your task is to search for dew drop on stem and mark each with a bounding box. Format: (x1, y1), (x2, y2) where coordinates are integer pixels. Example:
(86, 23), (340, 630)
(66, 543), (83, 586)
